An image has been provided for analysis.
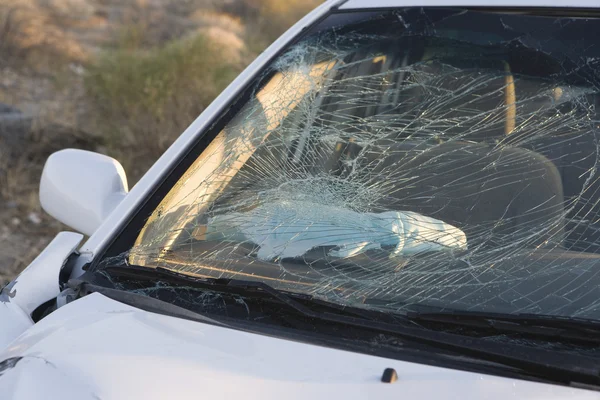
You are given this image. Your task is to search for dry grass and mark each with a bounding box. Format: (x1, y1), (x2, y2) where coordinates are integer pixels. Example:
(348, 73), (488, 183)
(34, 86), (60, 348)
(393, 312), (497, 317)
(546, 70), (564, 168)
(0, 125), (87, 285)
(0, 0), (323, 281)
(0, 1), (88, 69)
(83, 33), (243, 180)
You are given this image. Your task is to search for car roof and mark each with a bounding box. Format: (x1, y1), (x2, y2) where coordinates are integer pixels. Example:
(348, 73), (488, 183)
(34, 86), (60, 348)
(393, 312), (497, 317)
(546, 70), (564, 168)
(339, 0), (599, 9)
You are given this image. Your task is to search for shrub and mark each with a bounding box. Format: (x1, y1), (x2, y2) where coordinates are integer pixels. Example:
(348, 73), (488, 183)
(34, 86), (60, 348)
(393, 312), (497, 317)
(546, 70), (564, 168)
(84, 33), (242, 181)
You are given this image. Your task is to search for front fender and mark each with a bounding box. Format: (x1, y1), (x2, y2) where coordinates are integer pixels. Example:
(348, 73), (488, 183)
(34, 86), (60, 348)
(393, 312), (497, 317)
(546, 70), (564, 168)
(0, 232), (83, 349)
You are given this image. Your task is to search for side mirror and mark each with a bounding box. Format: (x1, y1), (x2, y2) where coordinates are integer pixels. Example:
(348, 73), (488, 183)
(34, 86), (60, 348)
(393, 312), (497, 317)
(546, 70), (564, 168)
(40, 149), (129, 236)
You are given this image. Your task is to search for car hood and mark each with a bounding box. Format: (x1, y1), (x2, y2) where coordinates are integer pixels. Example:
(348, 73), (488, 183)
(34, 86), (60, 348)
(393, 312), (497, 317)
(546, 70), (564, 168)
(0, 293), (597, 400)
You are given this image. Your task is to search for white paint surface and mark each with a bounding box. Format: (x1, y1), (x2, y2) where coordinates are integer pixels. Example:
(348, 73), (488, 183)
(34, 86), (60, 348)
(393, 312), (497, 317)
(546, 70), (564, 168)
(40, 149), (129, 236)
(0, 293), (597, 400)
(0, 232), (82, 349)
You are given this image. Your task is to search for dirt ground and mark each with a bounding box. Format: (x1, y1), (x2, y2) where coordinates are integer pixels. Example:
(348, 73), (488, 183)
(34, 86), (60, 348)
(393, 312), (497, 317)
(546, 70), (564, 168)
(0, 0), (320, 284)
(0, 0), (225, 283)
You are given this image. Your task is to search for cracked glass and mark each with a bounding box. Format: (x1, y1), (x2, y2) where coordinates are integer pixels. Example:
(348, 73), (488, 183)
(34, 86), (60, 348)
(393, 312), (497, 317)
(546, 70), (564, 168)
(102, 8), (600, 320)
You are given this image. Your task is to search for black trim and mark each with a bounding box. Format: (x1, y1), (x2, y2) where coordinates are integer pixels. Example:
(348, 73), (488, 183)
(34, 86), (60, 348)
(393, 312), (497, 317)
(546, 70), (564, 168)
(73, 280), (227, 327)
(71, 281), (599, 391)
(85, 266), (600, 387)
(30, 298), (57, 323)
(335, 6), (600, 18)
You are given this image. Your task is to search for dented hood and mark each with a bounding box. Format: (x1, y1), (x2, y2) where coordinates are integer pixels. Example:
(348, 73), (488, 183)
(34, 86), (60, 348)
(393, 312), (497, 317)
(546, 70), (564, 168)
(0, 293), (596, 400)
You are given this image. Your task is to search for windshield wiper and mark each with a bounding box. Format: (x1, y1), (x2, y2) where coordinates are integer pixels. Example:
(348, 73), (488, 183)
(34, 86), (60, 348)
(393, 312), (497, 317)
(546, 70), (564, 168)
(95, 265), (600, 387)
(406, 310), (600, 344)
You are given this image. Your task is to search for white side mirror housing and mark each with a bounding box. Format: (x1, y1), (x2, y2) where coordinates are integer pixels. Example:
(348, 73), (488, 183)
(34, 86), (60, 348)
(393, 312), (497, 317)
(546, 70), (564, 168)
(40, 149), (129, 236)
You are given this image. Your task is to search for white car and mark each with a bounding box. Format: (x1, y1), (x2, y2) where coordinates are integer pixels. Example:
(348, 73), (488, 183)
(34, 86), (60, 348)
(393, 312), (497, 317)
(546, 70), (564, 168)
(2, 0), (600, 398)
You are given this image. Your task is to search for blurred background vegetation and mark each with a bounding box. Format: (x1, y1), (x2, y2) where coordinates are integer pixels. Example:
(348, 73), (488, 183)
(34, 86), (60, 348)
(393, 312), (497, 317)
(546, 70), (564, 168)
(0, 0), (322, 283)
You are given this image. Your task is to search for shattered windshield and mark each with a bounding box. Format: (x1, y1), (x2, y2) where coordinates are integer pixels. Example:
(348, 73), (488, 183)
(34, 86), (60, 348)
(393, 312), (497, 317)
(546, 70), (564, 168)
(102, 8), (600, 320)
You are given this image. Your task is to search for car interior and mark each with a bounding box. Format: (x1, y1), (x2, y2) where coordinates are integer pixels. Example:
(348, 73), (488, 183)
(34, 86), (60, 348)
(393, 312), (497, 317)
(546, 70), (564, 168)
(129, 34), (600, 316)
